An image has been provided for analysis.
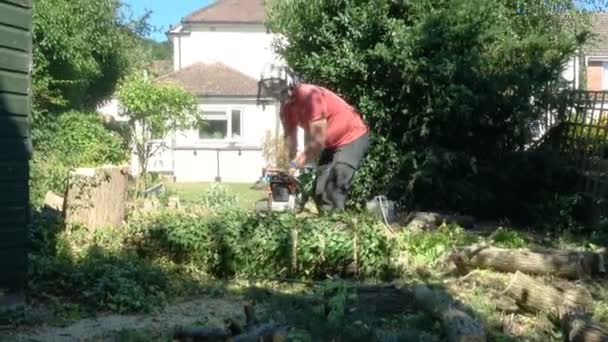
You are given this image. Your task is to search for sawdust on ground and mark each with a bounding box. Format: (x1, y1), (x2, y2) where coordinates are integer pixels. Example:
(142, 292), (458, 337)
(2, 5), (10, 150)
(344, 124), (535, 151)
(3, 296), (245, 342)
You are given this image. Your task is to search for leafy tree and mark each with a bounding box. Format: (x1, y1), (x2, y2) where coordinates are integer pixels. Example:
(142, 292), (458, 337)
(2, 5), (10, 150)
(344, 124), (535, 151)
(116, 75), (201, 184)
(141, 39), (173, 61)
(267, 0), (594, 216)
(32, 0), (149, 117)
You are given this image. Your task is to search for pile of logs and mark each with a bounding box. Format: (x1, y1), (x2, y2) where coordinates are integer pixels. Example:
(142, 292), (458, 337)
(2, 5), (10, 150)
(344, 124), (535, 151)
(449, 243), (608, 341)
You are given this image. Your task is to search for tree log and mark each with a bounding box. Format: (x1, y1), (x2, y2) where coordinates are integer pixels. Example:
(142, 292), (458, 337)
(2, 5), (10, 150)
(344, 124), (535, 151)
(503, 271), (594, 318)
(173, 327), (231, 341)
(452, 245), (607, 279)
(230, 323), (289, 342)
(561, 311), (608, 342)
(413, 285), (486, 342)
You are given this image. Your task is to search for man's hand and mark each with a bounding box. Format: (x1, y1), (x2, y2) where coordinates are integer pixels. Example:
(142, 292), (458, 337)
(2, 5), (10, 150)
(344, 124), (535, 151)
(294, 153), (307, 168)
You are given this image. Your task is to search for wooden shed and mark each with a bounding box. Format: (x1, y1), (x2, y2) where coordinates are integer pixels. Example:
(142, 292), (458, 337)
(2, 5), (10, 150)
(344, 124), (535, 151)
(0, 0), (33, 303)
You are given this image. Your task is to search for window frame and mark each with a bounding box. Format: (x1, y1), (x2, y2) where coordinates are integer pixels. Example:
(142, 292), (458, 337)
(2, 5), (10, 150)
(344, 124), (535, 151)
(198, 107), (244, 142)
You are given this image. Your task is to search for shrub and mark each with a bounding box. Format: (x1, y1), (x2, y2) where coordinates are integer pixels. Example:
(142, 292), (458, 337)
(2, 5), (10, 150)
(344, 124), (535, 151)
(198, 183), (239, 210)
(127, 210), (397, 280)
(266, 0), (592, 218)
(30, 111), (128, 207)
(28, 213), (169, 314)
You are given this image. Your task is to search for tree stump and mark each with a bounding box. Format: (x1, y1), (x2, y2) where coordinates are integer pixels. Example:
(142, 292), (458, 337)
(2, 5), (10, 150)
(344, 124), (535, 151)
(64, 166), (128, 229)
(451, 245), (607, 279)
(413, 285), (486, 342)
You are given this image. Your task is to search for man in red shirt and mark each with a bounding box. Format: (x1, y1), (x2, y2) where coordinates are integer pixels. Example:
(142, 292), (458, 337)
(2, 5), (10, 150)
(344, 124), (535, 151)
(259, 65), (369, 211)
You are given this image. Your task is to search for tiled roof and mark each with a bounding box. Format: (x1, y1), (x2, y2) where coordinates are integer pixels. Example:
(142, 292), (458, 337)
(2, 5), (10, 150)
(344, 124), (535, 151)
(157, 62), (260, 97)
(182, 0), (266, 24)
(587, 13), (608, 56)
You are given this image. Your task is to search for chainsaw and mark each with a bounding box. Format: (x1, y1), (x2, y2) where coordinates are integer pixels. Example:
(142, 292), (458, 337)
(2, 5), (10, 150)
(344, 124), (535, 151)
(255, 165), (315, 212)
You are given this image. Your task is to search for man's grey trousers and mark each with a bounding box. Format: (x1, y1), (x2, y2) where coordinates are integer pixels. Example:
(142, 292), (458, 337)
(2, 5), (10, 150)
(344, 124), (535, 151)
(314, 133), (369, 211)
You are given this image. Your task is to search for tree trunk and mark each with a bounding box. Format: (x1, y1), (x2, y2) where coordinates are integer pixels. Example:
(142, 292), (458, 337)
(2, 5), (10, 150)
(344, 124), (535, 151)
(451, 245), (607, 279)
(64, 166), (129, 229)
(561, 311), (608, 342)
(413, 285), (487, 342)
(503, 271), (594, 318)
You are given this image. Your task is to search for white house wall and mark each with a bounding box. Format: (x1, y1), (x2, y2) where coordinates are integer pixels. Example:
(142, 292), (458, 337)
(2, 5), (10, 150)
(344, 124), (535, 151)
(143, 97), (280, 183)
(172, 23), (279, 79)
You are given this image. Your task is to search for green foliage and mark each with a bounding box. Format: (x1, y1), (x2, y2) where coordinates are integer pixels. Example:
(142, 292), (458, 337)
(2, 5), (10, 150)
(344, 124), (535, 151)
(398, 225), (478, 267)
(198, 183), (239, 210)
(266, 0), (593, 217)
(116, 74), (200, 177)
(29, 0), (146, 207)
(28, 215), (169, 314)
(141, 39), (172, 61)
(322, 281), (352, 331)
(30, 111), (128, 206)
(491, 227), (529, 249)
(32, 0), (147, 113)
(128, 210), (397, 280)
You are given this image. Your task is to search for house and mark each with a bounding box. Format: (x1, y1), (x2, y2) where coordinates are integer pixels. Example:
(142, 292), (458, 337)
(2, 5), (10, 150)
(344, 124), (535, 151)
(105, 0), (305, 183)
(582, 13), (608, 91)
(562, 13), (608, 91)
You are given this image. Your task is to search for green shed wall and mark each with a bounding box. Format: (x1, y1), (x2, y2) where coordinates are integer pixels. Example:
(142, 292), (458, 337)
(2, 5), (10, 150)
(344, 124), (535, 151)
(0, 0), (33, 294)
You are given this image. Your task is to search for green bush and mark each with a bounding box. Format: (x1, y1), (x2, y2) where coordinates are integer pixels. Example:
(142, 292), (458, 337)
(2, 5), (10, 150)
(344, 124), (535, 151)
(267, 0), (592, 218)
(198, 183), (239, 210)
(28, 212), (170, 314)
(30, 111), (128, 207)
(128, 210), (397, 280)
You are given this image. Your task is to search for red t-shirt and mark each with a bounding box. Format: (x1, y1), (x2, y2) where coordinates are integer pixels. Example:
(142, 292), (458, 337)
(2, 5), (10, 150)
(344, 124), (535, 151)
(280, 84), (368, 149)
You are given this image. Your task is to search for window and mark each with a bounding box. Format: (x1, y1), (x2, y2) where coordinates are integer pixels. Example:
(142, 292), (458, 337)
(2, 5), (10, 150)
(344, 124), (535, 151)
(198, 109), (243, 140)
(231, 109), (242, 138)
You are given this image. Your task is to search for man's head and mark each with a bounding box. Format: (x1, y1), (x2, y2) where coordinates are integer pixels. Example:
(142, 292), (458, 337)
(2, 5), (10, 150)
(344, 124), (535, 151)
(258, 63), (301, 104)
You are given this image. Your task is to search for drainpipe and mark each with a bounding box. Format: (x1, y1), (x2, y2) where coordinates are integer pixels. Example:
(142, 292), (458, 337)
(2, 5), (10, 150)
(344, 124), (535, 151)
(215, 149), (221, 182)
(178, 35), (182, 70)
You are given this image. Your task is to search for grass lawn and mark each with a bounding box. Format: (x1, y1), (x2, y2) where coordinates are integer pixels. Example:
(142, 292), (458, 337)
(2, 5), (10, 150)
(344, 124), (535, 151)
(166, 182), (267, 209)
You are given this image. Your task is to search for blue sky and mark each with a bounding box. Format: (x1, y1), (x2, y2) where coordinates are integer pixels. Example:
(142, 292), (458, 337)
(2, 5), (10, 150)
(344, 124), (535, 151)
(122, 0), (213, 41)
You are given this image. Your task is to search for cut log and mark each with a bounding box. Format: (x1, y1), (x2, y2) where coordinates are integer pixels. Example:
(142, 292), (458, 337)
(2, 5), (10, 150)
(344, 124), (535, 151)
(64, 166), (128, 229)
(452, 245), (608, 279)
(43, 191), (64, 213)
(561, 310), (608, 342)
(503, 271), (594, 318)
(173, 327), (231, 341)
(231, 323), (289, 342)
(413, 285), (486, 342)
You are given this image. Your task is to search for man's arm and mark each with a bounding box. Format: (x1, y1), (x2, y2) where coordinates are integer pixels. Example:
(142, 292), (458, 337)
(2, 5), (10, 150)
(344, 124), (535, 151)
(285, 126), (298, 161)
(295, 119), (327, 167)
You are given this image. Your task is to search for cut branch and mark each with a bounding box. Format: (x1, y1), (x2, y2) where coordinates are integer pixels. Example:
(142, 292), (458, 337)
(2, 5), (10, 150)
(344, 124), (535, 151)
(503, 271), (594, 318)
(413, 285), (486, 342)
(451, 245), (607, 279)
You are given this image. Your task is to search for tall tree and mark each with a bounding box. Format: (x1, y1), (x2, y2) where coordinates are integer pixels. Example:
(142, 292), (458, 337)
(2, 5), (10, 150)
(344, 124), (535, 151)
(267, 0), (594, 215)
(32, 0), (149, 115)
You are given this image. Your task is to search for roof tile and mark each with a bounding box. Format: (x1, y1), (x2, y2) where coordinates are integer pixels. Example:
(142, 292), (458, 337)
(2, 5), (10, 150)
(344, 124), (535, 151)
(157, 62), (260, 97)
(587, 13), (608, 56)
(182, 0), (266, 24)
